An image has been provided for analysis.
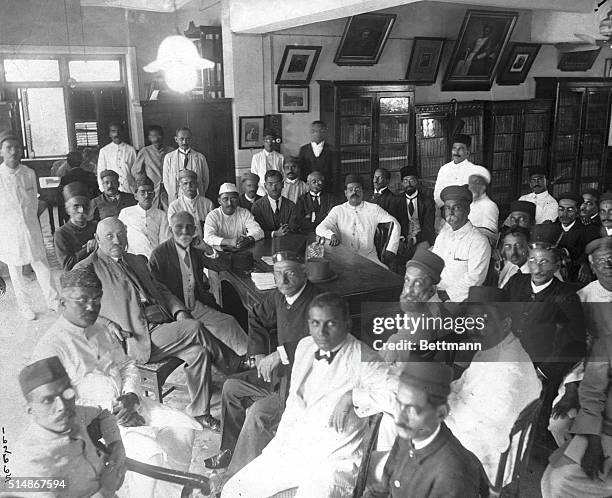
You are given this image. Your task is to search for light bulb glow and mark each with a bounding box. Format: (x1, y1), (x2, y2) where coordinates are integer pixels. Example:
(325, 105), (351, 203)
(164, 64), (198, 93)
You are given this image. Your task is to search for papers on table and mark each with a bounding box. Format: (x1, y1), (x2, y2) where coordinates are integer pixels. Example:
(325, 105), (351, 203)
(261, 256), (274, 266)
(251, 272), (276, 290)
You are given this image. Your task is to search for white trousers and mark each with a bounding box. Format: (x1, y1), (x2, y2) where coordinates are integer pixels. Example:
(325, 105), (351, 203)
(7, 259), (58, 311)
(191, 300), (248, 356)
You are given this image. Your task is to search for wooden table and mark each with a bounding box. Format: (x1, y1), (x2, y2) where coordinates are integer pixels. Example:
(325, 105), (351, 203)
(208, 234), (403, 327)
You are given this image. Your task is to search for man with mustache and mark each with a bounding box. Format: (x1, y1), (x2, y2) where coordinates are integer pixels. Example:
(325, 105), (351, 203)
(96, 122), (136, 195)
(497, 226), (530, 288)
(370, 168), (400, 218)
(396, 166), (436, 249)
(238, 172), (261, 211)
(580, 188), (601, 228)
(294, 171), (336, 233)
(600, 192), (612, 237)
(316, 174), (400, 268)
(281, 156), (308, 204)
(467, 166), (499, 245)
(91, 169), (136, 221)
(517, 167), (558, 224)
(505, 200), (536, 230)
(251, 169), (298, 239)
(10, 356), (126, 498)
(250, 129), (284, 197)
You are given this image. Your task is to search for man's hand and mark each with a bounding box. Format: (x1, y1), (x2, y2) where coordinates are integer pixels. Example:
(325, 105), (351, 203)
(551, 382), (580, 419)
(107, 321), (131, 342)
(581, 434), (606, 479)
(257, 351), (281, 383)
(578, 262), (592, 284)
(106, 440), (126, 475)
(318, 234), (340, 246)
(86, 238), (98, 253)
(236, 235), (255, 249)
(112, 392), (140, 425)
(329, 390), (355, 432)
(272, 224), (290, 238)
(175, 310), (192, 321)
(99, 460), (126, 497)
(252, 354), (265, 369)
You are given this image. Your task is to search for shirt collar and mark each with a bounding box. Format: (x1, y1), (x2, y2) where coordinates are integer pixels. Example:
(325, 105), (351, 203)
(520, 261), (530, 273)
(531, 278), (554, 293)
(244, 193), (257, 202)
(607, 227), (612, 236)
(178, 148), (191, 155)
(533, 191), (550, 200)
(406, 192), (418, 200)
(311, 141), (325, 148)
(561, 220), (576, 232)
(135, 204), (150, 214)
(374, 187), (388, 194)
(267, 195), (282, 210)
(346, 201), (365, 211)
(413, 424), (441, 450)
(285, 178), (298, 185)
(310, 191), (321, 197)
(450, 220), (473, 236)
(263, 149), (271, 157)
(175, 241), (190, 257)
(285, 283), (307, 306)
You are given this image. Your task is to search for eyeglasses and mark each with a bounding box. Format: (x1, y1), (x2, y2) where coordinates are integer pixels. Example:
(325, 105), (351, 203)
(64, 296), (102, 305)
(39, 387), (75, 405)
(396, 400), (426, 416)
(527, 257), (554, 266)
(594, 256), (612, 266)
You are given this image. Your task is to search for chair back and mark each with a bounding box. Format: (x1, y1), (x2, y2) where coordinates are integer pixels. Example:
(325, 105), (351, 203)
(491, 397), (542, 496)
(374, 222), (394, 261)
(353, 412), (384, 498)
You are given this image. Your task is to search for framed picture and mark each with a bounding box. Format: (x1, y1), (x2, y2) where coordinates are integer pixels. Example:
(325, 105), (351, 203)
(442, 9), (518, 91)
(239, 116), (265, 149)
(405, 37), (445, 84)
(496, 42), (541, 85)
(275, 45), (321, 85)
(605, 58), (612, 78)
(278, 86), (309, 113)
(334, 13), (397, 66)
(558, 48), (602, 71)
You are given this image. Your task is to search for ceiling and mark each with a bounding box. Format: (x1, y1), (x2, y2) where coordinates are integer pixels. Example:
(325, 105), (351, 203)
(80, 0), (197, 11)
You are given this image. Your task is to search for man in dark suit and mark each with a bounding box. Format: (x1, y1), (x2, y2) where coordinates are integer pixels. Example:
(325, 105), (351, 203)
(238, 172), (261, 211)
(370, 167), (399, 216)
(148, 211), (248, 358)
(204, 251), (319, 478)
(90, 169), (136, 221)
(580, 188), (601, 228)
(297, 120), (336, 191)
(59, 150), (100, 200)
(75, 217), (233, 432)
(251, 169), (297, 238)
(294, 171), (336, 233)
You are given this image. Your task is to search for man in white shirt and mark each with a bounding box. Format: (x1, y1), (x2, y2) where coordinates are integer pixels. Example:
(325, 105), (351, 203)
(316, 174), (400, 268)
(118, 176), (170, 259)
(203, 183), (264, 247)
(167, 169), (214, 242)
(518, 167), (558, 224)
(282, 156), (308, 203)
(250, 130), (284, 197)
(600, 192), (612, 237)
(497, 226), (531, 288)
(467, 166), (498, 245)
(433, 134), (480, 208)
(97, 122), (137, 194)
(163, 127), (209, 203)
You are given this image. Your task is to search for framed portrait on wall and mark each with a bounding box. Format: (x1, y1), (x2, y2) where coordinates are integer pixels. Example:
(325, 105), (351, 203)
(558, 48), (601, 71)
(405, 37), (445, 84)
(442, 9), (518, 91)
(334, 13), (397, 66)
(278, 86), (309, 113)
(275, 45), (322, 85)
(496, 42), (541, 85)
(239, 116), (265, 149)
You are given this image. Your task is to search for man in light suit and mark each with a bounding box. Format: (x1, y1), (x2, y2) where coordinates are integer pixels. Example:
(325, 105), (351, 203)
(163, 126), (209, 203)
(221, 292), (394, 498)
(75, 217), (232, 432)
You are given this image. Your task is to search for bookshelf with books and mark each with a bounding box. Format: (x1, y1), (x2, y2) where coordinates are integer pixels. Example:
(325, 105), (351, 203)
(535, 78), (612, 195)
(318, 81), (415, 193)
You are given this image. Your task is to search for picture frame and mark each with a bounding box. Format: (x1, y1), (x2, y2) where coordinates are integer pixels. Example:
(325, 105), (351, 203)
(405, 37), (446, 84)
(275, 45), (322, 85)
(442, 9), (518, 91)
(238, 116), (265, 149)
(558, 48), (602, 72)
(496, 42), (541, 85)
(278, 86), (310, 113)
(605, 58), (612, 78)
(334, 13), (397, 66)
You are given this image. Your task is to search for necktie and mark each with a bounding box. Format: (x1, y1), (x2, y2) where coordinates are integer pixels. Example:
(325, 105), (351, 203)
(117, 258), (153, 305)
(183, 250), (191, 269)
(314, 349), (339, 364)
(312, 195), (320, 212)
(274, 199), (279, 215)
(182, 151), (189, 168)
(408, 196), (415, 217)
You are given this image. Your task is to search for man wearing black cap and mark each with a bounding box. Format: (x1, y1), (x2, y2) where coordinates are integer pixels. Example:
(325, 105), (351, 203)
(11, 357), (126, 498)
(433, 134), (481, 209)
(431, 184), (491, 302)
(53, 181), (98, 270)
(295, 171), (336, 233)
(445, 286), (541, 486)
(250, 129), (284, 197)
(91, 169), (137, 221)
(506, 200), (536, 230)
(316, 174), (400, 268)
(363, 362), (488, 498)
(580, 188), (601, 228)
(58, 150), (100, 201)
(600, 192), (612, 237)
(396, 166), (436, 251)
(517, 167), (558, 224)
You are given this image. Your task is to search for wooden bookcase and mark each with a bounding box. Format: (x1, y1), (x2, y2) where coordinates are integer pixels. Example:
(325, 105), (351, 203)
(318, 81), (415, 193)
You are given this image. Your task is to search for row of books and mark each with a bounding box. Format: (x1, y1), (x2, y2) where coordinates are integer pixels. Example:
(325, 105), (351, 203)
(379, 119), (410, 143)
(340, 98), (372, 116)
(580, 158), (602, 177)
(523, 149), (545, 167)
(559, 92), (581, 107)
(494, 115), (519, 133)
(340, 122), (372, 145)
(525, 113), (548, 132)
(588, 92), (608, 106)
(491, 169), (513, 187)
(581, 181), (599, 191)
(552, 182), (573, 198)
(552, 160), (574, 180)
(523, 131), (546, 150)
(491, 152), (516, 170)
(460, 117), (482, 135)
(420, 160), (443, 180)
(557, 108), (578, 133)
(379, 153), (409, 170)
(586, 111), (607, 131)
(554, 135), (577, 156)
(419, 118), (445, 139)
(583, 133), (603, 154)
(418, 137), (446, 157)
(493, 133), (518, 152)
(490, 190), (512, 205)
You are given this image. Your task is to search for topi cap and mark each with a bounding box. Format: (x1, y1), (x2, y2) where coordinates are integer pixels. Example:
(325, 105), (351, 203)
(0, 130), (19, 146)
(452, 134), (471, 148)
(62, 181), (89, 202)
(467, 286), (508, 303)
(529, 223), (560, 248)
(468, 165), (491, 184)
(440, 184), (472, 204)
(344, 174), (363, 187)
(582, 188), (599, 199)
(272, 251), (304, 264)
(19, 357), (69, 397)
(586, 237), (612, 255)
(242, 172), (260, 183)
(60, 265), (102, 290)
(400, 166), (419, 179)
(179, 169), (198, 180)
(218, 183), (239, 196)
(509, 200), (536, 220)
(529, 166), (548, 178)
(99, 169), (119, 181)
(405, 249), (445, 285)
(556, 191), (582, 205)
(600, 192), (612, 203)
(399, 361), (453, 399)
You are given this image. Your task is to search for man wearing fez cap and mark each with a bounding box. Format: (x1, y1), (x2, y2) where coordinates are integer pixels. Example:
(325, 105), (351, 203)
(507, 200), (536, 230)
(12, 356), (126, 498)
(580, 188), (601, 228)
(59, 149), (100, 201)
(238, 172), (262, 210)
(251, 128), (284, 197)
(203, 182), (264, 248)
(0, 130), (59, 320)
(395, 166), (436, 260)
(443, 286), (541, 485)
(54, 181), (98, 271)
(167, 169), (215, 243)
(433, 133), (483, 209)
(467, 166), (499, 245)
(600, 192), (612, 237)
(91, 169), (137, 221)
(363, 361), (488, 498)
(431, 185), (491, 302)
(316, 174), (400, 268)
(32, 266), (204, 497)
(517, 166), (559, 224)
(205, 250), (319, 476)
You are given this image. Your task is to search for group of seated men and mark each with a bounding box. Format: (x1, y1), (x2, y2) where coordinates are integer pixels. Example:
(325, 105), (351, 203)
(4, 118), (612, 498)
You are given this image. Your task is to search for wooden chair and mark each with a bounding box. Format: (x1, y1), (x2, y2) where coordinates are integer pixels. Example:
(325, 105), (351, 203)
(374, 222), (394, 262)
(136, 357), (185, 404)
(490, 397), (542, 497)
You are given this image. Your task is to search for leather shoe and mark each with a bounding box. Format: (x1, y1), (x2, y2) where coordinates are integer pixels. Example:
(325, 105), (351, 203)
(204, 449), (232, 469)
(195, 414), (221, 433)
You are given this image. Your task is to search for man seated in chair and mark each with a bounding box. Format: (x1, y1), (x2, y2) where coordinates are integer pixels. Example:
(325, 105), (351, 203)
(445, 286), (541, 486)
(75, 217), (235, 433)
(10, 356), (126, 498)
(149, 211), (248, 357)
(316, 174), (400, 268)
(31, 266), (202, 498)
(294, 171), (335, 234)
(221, 292), (394, 498)
(238, 173), (261, 211)
(251, 169), (298, 239)
(205, 251), (319, 478)
(91, 170), (136, 222)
